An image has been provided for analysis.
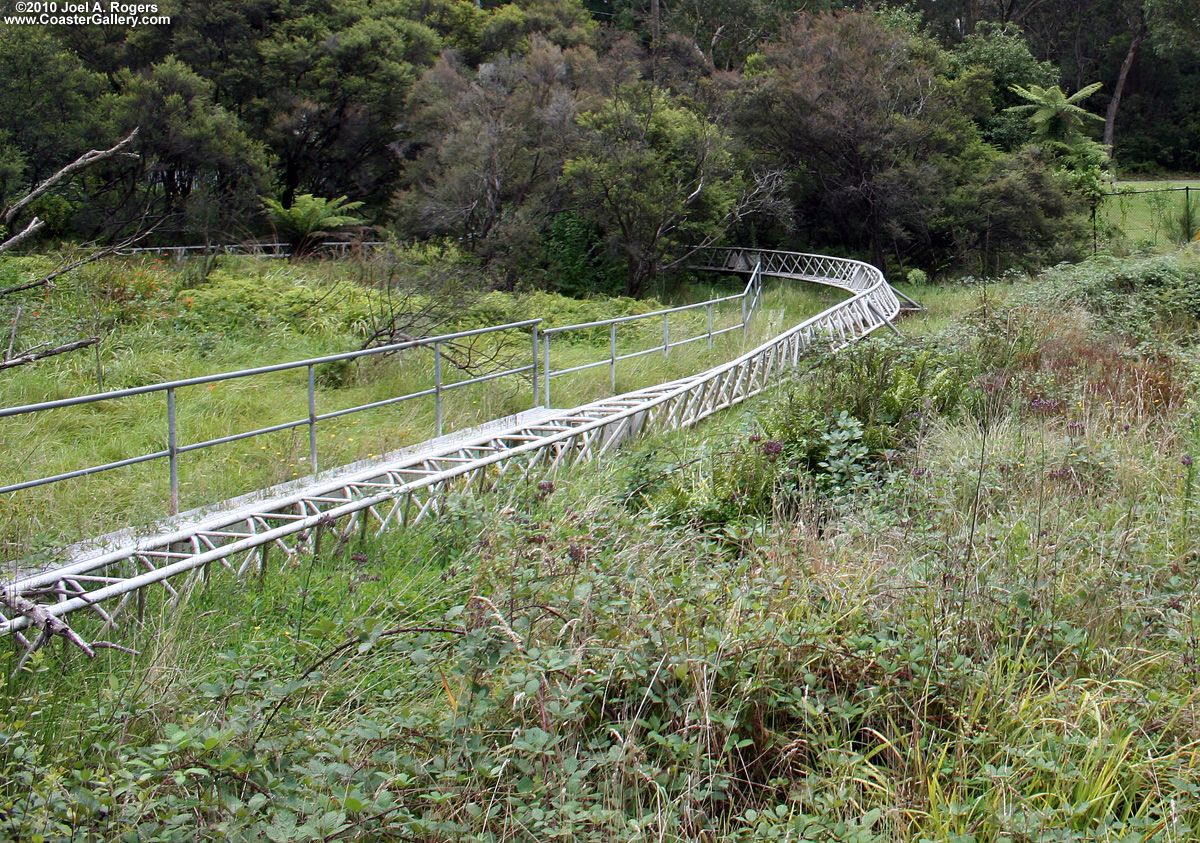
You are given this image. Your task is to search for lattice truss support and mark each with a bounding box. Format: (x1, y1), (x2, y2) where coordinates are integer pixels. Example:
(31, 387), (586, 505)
(0, 250), (910, 654)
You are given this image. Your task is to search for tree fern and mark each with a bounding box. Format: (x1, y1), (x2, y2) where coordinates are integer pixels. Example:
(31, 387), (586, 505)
(1006, 83), (1103, 144)
(262, 193), (366, 257)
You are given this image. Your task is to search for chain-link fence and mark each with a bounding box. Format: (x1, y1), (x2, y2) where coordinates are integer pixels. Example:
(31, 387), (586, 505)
(1093, 186), (1200, 253)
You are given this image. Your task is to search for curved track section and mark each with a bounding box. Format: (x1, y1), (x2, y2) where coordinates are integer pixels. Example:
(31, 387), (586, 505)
(0, 249), (905, 645)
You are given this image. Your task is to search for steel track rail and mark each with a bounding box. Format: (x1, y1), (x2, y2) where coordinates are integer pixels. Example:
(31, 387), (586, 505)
(0, 250), (906, 640)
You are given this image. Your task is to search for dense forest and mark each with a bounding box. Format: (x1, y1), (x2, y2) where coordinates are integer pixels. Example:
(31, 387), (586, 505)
(1, 0), (1197, 289)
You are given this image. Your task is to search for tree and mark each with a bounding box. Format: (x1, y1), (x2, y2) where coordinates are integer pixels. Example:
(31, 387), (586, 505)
(1007, 82), (1104, 144)
(1006, 82), (1108, 198)
(1100, 0), (1200, 158)
(935, 148), (1087, 274)
(0, 28), (107, 213)
(949, 22), (1059, 150)
(393, 40), (586, 279)
(663, 0), (816, 71)
(258, 5), (440, 207)
(563, 84), (783, 296)
(262, 193), (366, 256)
(106, 57), (270, 240)
(740, 10), (984, 271)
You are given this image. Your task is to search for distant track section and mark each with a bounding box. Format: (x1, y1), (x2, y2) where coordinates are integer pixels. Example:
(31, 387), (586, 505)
(0, 247), (910, 649)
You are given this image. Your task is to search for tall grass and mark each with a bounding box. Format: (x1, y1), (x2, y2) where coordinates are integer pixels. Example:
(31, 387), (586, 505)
(6, 265), (1200, 840)
(0, 256), (835, 564)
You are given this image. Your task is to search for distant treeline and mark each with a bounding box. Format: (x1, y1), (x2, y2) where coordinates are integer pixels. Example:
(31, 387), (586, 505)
(0, 0), (1195, 288)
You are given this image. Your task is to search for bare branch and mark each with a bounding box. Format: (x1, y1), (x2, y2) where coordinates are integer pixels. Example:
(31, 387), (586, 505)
(662, 169), (790, 272)
(6, 307), (21, 358)
(0, 336), (99, 371)
(91, 641), (141, 655)
(1, 586), (97, 659)
(0, 217), (45, 256)
(3, 128), (139, 228)
(1, 222), (160, 297)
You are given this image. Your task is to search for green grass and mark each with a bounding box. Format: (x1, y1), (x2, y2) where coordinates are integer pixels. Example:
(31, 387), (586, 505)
(1116, 179), (1200, 190)
(1099, 180), (1200, 249)
(0, 254), (836, 564)
(6, 258), (1200, 840)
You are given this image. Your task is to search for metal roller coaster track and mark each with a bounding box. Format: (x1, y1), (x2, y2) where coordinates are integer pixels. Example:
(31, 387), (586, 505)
(0, 247), (914, 650)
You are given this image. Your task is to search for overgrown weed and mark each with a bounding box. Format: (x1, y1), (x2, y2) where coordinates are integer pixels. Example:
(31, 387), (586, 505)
(6, 253), (1200, 839)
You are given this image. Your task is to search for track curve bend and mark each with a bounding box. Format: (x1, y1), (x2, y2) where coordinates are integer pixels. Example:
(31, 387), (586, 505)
(0, 248), (911, 643)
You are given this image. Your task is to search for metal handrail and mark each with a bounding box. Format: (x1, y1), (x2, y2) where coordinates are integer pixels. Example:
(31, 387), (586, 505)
(540, 262), (763, 402)
(1, 319), (543, 513)
(0, 248), (901, 639)
(0, 261), (764, 524)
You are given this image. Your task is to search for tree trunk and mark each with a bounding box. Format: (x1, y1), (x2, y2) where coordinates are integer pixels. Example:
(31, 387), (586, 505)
(868, 223), (888, 279)
(625, 253), (646, 298)
(1103, 22), (1147, 156)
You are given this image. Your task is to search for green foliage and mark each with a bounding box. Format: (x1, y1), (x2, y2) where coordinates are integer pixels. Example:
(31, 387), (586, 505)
(633, 336), (969, 527)
(262, 195), (367, 257)
(741, 9), (1010, 274)
(1172, 197), (1200, 245)
(1007, 83), (1105, 144)
(176, 270), (364, 333)
(393, 41), (581, 280)
(542, 211), (622, 297)
(1039, 250), (1200, 339)
(564, 84), (746, 296)
(105, 57), (271, 240)
(948, 22), (1059, 151)
(1004, 82), (1111, 201)
(0, 28), (106, 207)
(936, 148), (1089, 275)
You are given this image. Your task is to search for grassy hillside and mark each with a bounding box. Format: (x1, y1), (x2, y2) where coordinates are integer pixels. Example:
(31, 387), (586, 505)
(0, 250), (837, 563)
(4, 248), (1200, 840)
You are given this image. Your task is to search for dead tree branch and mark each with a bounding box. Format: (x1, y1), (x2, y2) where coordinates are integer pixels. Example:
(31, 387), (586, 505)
(3, 128), (139, 230)
(0, 222), (160, 298)
(0, 217), (45, 256)
(2, 586), (96, 658)
(0, 336), (99, 371)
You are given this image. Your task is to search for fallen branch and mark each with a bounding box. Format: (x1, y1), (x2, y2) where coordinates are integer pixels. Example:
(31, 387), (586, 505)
(1, 586), (97, 658)
(1, 222), (161, 297)
(6, 306), (20, 359)
(0, 217), (45, 256)
(0, 336), (99, 371)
